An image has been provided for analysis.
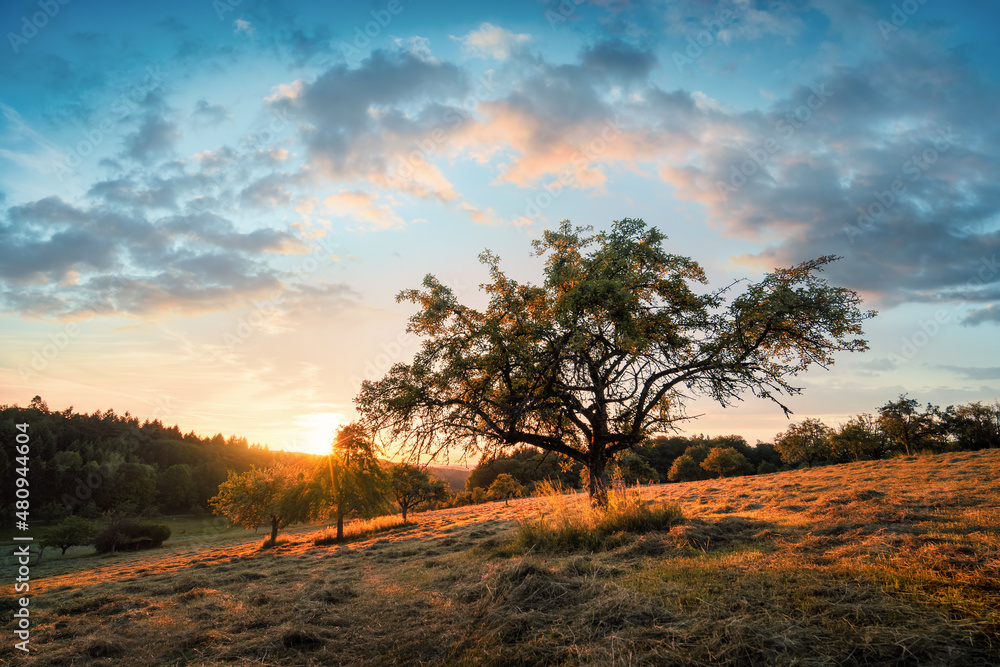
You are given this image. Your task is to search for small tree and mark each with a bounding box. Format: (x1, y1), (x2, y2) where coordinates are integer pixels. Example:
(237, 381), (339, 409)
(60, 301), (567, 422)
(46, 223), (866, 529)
(325, 423), (388, 541)
(42, 516), (97, 555)
(700, 447), (751, 478)
(667, 453), (703, 482)
(774, 418), (831, 468)
(829, 413), (891, 462)
(210, 464), (321, 543)
(487, 474), (523, 505)
(388, 463), (448, 523)
(877, 395), (935, 456)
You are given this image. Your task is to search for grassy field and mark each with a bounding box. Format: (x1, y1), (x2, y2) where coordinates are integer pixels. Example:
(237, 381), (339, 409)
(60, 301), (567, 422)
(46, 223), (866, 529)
(3, 450), (999, 665)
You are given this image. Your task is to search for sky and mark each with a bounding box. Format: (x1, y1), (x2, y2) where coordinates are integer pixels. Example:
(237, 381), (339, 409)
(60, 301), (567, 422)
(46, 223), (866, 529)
(1, 0), (998, 458)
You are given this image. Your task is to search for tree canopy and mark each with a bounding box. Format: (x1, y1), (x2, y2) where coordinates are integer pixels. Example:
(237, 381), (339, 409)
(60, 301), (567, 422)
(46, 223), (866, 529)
(323, 423), (387, 540)
(356, 218), (874, 503)
(388, 463), (448, 522)
(774, 418), (831, 468)
(209, 464), (321, 542)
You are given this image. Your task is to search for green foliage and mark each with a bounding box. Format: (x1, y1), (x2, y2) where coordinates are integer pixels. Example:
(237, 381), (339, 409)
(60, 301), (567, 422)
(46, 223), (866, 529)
(209, 464), (323, 542)
(700, 447), (752, 478)
(942, 402), (1000, 450)
(93, 516), (171, 553)
(487, 473), (523, 505)
(515, 480), (683, 552)
(608, 452), (661, 485)
(388, 463), (448, 522)
(667, 450), (710, 482)
(356, 218), (873, 505)
(0, 400), (319, 527)
(829, 414), (892, 462)
(775, 418), (832, 468)
(877, 395), (942, 456)
(42, 516), (98, 555)
(757, 460), (779, 475)
(465, 446), (581, 494)
(323, 423), (389, 540)
(158, 464), (198, 514)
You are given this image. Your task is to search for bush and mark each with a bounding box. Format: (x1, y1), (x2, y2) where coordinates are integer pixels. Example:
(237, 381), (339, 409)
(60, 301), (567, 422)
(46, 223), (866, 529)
(757, 460), (778, 475)
(94, 518), (171, 553)
(516, 480), (682, 552)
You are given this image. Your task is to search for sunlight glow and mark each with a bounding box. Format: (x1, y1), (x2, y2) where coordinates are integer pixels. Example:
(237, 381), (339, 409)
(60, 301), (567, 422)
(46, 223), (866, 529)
(292, 411), (347, 456)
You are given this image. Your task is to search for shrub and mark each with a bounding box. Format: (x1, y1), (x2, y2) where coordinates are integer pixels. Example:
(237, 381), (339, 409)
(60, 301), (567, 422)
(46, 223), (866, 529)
(94, 518), (171, 553)
(757, 460), (778, 475)
(515, 480), (682, 552)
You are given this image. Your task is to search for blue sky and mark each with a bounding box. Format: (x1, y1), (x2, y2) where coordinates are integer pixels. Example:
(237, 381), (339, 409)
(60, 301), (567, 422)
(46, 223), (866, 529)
(1, 0), (998, 456)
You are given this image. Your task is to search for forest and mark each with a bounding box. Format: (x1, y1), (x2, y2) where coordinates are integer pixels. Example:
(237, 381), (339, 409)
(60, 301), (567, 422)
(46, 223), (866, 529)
(0, 396), (315, 527)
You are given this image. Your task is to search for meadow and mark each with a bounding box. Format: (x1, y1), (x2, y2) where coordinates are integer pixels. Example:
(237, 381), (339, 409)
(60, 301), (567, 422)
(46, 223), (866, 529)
(3, 450), (998, 665)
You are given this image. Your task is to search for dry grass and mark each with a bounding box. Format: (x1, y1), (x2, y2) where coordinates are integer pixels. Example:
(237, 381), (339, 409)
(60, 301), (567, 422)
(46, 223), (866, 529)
(515, 479), (684, 552)
(312, 514), (408, 546)
(3, 449), (999, 665)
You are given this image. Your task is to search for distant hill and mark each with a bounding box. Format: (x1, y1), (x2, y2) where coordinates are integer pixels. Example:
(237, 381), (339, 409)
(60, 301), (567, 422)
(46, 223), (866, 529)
(426, 465), (472, 492)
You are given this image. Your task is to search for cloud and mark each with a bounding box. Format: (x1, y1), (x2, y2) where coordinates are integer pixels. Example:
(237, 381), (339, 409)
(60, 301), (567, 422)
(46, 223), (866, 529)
(459, 201), (504, 226)
(322, 190), (404, 229)
(937, 365), (1000, 380)
(962, 304), (1000, 326)
(268, 48), (471, 205)
(88, 178), (178, 209)
(234, 19), (255, 36)
(191, 99), (232, 127)
(125, 113), (181, 163)
(454, 23), (531, 60)
(648, 34), (1000, 316)
(0, 196), (308, 319)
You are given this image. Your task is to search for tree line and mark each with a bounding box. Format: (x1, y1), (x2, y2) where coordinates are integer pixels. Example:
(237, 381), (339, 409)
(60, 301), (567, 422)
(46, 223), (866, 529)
(454, 395), (998, 493)
(0, 396), (315, 526)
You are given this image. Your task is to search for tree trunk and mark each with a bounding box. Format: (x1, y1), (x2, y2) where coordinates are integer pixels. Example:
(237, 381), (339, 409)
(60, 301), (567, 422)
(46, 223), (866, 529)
(336, 508), (344, 541)
(401, 505), (408, 523)
(587, 460), (609, 507)
(270, 516), (279, 543)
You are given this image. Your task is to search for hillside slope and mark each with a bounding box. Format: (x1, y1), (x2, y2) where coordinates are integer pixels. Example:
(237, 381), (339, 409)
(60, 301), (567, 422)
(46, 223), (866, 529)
(6, 450), (999, 665)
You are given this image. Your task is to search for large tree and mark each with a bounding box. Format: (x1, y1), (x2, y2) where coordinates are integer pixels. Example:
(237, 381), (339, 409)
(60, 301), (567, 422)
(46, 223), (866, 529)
(357, 219), (873, 504)
(877, 395), (937, 456)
